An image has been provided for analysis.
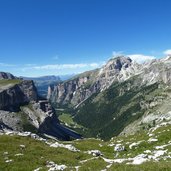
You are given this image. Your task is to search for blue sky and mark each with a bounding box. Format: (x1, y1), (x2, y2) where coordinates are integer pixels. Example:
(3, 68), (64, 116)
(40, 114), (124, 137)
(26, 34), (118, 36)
(0, 0), (171, 77)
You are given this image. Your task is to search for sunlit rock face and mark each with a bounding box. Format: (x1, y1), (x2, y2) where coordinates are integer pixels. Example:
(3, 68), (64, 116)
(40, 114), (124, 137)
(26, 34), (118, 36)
(49, 56), (171, 109)
(0, 73), (81, 140)
(49, 56), (142, 108)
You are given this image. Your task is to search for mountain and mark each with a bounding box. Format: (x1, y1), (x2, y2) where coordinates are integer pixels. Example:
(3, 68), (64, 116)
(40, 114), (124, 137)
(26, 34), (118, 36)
(48, 56), (171, 140)
(48, 56), (141, 108)
(22, 75), (74, 98)
(0, 71), (17, 80)
(0, 72), (81, 140)
(0, 61), (171, 170)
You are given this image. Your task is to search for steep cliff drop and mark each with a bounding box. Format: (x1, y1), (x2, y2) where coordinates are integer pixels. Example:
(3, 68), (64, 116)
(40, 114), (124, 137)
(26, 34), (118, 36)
(0, 72), (82, 140)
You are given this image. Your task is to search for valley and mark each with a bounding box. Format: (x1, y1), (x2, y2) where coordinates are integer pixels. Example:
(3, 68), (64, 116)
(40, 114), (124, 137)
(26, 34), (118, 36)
(1, 0), (171, 170)
(48, 56), (171, 140)
(1, 56), (171, 170)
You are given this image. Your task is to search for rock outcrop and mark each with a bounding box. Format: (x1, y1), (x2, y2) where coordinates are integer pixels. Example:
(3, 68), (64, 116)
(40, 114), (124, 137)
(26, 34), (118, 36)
(48, 56), (141, 108)
(47, 56), (171, 140)
(0, 73), (81, 140)
(0, 72), (16, 80)
(48, 69), (100, 107)
(0, 80), (38, 111)
(48, 56), (171, 109)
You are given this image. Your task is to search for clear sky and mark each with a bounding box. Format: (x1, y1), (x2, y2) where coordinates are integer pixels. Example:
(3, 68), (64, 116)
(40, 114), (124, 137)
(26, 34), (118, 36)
(0, 0), (171, 77)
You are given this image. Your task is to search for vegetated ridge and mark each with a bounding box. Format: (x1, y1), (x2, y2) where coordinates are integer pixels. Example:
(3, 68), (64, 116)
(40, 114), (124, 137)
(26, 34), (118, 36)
(48, 56), (171, 140)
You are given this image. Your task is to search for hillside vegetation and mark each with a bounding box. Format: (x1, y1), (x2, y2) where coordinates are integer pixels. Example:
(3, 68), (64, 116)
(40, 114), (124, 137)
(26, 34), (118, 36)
(74, 77), (170, 140)
(49, 56), (171, 140)
(0, 119), (170, 171)
(0, 79), (21, 87)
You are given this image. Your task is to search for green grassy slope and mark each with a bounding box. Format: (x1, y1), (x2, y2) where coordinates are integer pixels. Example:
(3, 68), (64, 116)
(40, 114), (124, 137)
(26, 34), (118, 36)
(0, 121), (170, 171)
(74, 76), (169, 140)
(0, 79), (21, 87)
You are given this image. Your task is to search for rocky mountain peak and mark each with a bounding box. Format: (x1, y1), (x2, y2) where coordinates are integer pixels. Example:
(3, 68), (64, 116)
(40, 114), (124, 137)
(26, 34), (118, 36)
(50, 55), (171, 109)
(49, 56), (137, 108)
(0, 72), (16, 80)
(97, 56), (140, 91)
(105, 56), (132, 71)
(98, 56), (135, 77)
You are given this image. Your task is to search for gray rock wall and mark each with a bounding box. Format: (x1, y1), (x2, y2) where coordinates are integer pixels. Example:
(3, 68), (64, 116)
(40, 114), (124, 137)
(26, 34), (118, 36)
(0, 80), (38, 111)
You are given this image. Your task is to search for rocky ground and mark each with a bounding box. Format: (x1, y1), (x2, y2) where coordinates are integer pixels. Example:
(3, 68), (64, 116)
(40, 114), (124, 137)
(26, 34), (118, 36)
(0, 112), (170, 171)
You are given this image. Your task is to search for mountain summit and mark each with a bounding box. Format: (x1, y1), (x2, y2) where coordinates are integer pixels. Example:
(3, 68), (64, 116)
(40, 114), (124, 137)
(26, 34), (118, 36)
(48, 56), (141, 108)
(48, 56), (171, 139)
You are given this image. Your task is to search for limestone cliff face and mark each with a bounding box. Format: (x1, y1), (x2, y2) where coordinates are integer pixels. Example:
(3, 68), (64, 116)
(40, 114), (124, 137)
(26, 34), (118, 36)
(18, 80), (38, 102)
(48, 56), (171, 109)
(0, 80), (38, 111)
(49, 72), (100, 107)
(0, 100), (81, 140)
(0, 74), (81, 140)
(48, 56), (141, 108)
(140, 57), (171, 85)
(20, 100), (81, 140)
